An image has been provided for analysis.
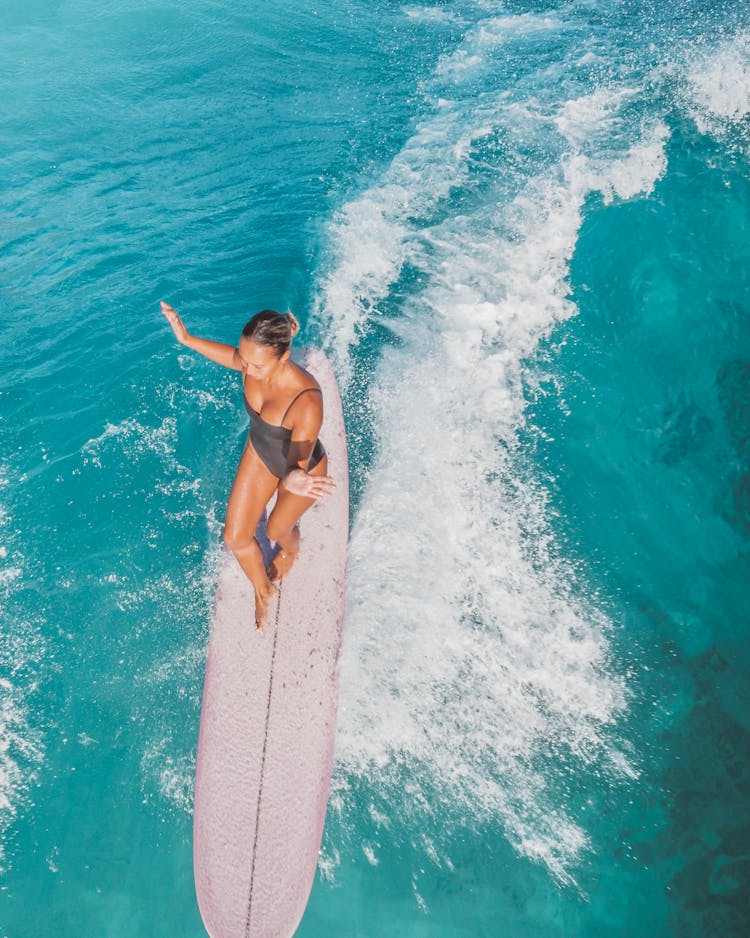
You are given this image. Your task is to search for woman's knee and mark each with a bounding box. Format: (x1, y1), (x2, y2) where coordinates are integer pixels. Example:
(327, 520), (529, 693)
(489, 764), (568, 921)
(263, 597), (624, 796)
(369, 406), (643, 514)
(222, 525), (254, 553)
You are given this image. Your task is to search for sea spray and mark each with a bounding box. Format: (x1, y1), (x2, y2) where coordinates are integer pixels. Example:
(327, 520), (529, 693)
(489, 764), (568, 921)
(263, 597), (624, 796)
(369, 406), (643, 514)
(315, 10), (669, 883)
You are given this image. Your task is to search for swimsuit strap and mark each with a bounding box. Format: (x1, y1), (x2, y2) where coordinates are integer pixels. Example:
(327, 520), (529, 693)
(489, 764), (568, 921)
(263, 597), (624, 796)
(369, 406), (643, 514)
(280, 387), (322, 425)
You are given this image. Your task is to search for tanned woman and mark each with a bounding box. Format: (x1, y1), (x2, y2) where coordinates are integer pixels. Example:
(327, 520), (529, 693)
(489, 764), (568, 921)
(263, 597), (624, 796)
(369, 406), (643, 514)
(161, 301), (335, 628)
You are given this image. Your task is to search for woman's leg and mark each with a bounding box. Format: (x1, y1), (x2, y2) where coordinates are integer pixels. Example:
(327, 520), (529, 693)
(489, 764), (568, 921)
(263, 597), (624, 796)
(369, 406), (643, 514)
(223, 441), (279, 628)
(266, 455), (328, 582)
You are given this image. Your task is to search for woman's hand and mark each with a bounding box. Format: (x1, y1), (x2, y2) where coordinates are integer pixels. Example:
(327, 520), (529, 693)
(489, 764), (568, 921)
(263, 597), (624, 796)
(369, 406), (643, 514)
(160, 301), (190, 345)
(283, 468), (336, 500)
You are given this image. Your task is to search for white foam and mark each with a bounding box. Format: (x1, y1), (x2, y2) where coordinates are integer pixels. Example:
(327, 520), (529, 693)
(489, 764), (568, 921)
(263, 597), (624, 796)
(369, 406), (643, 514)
(436, 11), (563, 80)
(314, 106), (483, 377)
(0, 471), (45, 873)
(686, 31), (750, 131)
(477, 12), (563, 42)
(402, 5), (463, 24)
(315, 17), (669, 882)
(81, 416), (178, 469)
(135, 547), (221, 814)
(553, 87), (638, 149)
(560, 120), (669, 204)
(84, 389), (232, 819)
(141, 737), (196, 813)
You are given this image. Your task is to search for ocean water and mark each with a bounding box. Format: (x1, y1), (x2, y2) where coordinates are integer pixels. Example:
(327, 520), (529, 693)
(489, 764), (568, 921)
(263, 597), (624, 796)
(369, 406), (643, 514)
(2, 0), (749, 935)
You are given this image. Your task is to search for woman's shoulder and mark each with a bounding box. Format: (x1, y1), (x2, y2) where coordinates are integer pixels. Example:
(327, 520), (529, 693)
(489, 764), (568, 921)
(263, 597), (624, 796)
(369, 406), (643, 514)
(288, 361), (322, 394)
(281, 364), (323, 425)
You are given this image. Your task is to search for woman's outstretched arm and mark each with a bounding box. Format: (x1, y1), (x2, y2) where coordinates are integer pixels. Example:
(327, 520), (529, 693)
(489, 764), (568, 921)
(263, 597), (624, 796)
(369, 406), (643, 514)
(160, 301), (241, 370)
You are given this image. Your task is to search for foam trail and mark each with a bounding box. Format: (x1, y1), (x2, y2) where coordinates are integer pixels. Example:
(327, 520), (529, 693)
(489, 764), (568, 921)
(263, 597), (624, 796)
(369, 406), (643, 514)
(315, 10), (669, 882)
(682, 30), (750, 147)
(0, 468), (45, 873)
(315, 105), (484, 377)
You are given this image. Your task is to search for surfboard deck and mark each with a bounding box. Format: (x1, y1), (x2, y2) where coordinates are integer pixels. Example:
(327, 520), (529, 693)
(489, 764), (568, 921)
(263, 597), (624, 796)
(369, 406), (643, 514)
(193, 349), (348, 938)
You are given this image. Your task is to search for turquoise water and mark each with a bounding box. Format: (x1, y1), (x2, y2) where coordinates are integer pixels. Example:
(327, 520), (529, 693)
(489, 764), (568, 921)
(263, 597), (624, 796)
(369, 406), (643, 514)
(2, 1), (749, 935)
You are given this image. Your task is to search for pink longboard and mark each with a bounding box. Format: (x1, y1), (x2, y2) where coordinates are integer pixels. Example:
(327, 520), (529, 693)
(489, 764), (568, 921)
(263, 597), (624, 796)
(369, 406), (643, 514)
(193, 349), (348, 938)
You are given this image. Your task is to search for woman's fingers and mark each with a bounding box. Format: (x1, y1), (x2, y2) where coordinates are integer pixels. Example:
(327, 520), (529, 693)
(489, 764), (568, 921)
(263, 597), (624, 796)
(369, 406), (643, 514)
(284, 470), (335, 498)
(160, 300), (180, 321)
(309, 475), (336, 498)
(160, 301), (176, 322)
(160, 300), (187, 342)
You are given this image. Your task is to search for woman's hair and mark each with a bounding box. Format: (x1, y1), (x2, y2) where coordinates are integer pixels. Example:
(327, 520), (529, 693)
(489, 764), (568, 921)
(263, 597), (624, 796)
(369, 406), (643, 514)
(241, 309), (300, 357)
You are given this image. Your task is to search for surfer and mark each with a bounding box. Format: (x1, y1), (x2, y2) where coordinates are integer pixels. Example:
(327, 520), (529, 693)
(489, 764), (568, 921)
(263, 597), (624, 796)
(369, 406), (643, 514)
(160, 301), (335, 628)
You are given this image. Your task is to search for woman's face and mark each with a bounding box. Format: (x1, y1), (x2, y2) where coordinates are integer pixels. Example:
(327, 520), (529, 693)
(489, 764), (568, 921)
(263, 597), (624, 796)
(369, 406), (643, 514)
(238, 337), (287, 380)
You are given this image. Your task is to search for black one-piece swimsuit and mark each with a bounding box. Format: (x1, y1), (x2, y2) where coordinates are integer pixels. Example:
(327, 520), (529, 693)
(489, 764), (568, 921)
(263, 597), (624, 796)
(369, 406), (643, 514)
(244, 387), (326, 480)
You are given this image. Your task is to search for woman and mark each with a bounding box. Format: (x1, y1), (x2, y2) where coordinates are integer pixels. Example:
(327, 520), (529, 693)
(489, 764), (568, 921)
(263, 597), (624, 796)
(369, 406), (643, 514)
(160, 301), (335, 628)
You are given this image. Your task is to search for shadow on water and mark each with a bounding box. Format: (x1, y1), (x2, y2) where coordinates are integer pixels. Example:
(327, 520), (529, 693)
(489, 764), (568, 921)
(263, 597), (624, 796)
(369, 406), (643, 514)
(716, 356), (750, 532)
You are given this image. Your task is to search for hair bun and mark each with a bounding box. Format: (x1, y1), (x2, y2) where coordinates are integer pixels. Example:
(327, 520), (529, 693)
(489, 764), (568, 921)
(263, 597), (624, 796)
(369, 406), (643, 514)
(286, 312), (300, 339)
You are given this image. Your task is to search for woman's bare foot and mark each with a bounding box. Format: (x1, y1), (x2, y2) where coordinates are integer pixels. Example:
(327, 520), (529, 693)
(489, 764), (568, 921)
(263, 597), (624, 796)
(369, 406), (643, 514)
(253, 577), (278, 631)
(266, 525), (300, 583)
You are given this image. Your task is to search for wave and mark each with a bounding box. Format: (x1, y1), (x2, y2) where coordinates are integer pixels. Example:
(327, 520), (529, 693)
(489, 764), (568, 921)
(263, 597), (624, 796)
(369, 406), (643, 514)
(314, 7), (668, 884)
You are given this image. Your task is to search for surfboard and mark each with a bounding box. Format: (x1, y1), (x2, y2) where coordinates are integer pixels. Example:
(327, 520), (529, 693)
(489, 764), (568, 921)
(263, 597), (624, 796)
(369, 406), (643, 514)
(193, 348), (348, 938)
